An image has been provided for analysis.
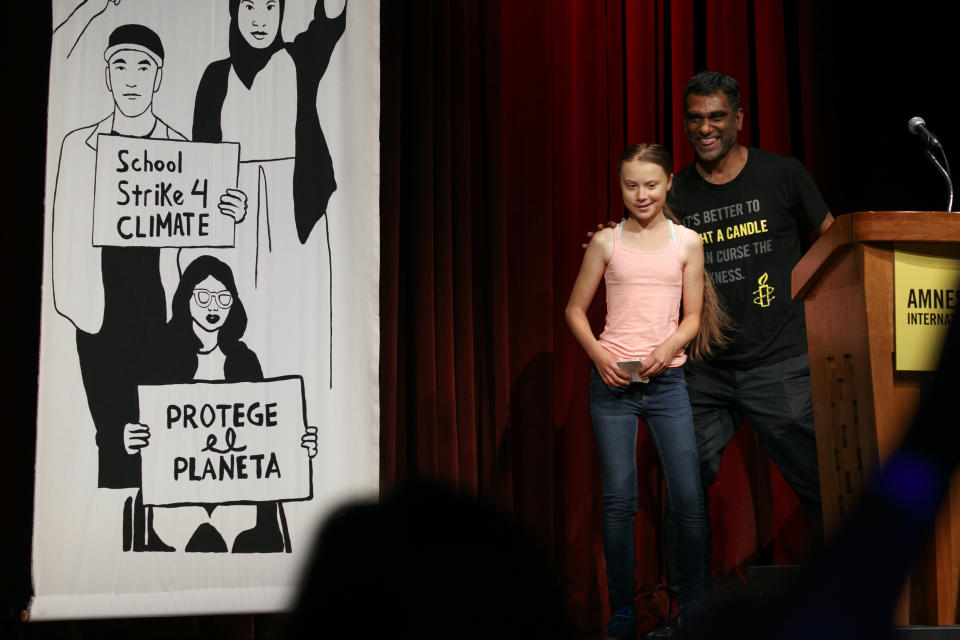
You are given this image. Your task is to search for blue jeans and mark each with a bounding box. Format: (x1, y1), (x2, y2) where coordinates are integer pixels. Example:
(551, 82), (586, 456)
(590, 367), (706, 611)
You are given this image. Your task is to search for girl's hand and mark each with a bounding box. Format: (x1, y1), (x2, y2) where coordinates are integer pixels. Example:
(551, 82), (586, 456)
(637, 342), (675, 378)
(593, 348), (631, 387)
(123, 423), (150, 455)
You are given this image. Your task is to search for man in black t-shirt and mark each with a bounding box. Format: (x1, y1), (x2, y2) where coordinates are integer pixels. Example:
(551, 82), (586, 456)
(669, 71), (833, 584)
(672, 148), (829, 369)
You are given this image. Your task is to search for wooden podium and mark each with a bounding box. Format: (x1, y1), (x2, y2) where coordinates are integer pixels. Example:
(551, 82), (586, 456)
(792, 211), (960, 625)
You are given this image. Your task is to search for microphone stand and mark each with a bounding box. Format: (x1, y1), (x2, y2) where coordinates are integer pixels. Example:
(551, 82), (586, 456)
(924, 143), (954, 212)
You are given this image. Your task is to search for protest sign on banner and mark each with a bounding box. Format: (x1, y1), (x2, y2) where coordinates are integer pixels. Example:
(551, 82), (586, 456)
(93, 136), (239, 247)
(139, 377), (312, 506)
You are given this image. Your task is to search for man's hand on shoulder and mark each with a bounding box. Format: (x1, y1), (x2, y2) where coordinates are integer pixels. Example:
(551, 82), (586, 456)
(582, 220), (619, 249)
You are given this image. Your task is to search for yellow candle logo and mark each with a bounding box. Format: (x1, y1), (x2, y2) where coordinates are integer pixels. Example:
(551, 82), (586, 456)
(753, 273), (775, 308)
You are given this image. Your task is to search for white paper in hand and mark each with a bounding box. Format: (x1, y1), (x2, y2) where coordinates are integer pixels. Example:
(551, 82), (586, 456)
(617, 359), (649, 383)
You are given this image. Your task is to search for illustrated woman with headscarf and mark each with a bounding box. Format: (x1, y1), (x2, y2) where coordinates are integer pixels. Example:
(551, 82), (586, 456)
(189, 0), (346, 392)
(194, 0), (345, 238)
(124, 255), (318, 552)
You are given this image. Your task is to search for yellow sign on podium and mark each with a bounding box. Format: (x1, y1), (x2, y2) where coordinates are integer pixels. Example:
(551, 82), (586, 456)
(894, 247), (960, 370)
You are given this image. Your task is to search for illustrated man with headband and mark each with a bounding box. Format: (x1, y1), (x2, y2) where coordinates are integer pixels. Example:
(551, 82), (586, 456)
(51, 24), (247, 551)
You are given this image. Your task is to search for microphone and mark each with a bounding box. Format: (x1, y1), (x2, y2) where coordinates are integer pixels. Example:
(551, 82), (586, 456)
(908, 116), (953, 211)
(908, 116), (942, 149)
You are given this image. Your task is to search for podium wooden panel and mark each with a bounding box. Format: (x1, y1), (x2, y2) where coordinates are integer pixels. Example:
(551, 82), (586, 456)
(792, 211), (960, 626)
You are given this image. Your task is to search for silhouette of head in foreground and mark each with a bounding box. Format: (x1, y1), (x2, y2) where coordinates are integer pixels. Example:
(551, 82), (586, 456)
(285, 481), (574, 639)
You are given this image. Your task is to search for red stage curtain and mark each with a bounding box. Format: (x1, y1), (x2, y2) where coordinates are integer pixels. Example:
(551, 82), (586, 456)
(381, 1), (818, 633)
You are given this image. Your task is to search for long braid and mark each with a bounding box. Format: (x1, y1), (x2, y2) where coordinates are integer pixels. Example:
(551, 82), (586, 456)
(660, 203), (731, 359)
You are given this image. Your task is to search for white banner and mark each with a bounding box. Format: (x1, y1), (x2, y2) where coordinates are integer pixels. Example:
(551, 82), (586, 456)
(32, 0), (380, 620)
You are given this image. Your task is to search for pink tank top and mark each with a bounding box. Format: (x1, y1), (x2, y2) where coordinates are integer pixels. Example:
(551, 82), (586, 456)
(597, 220), (687, 367)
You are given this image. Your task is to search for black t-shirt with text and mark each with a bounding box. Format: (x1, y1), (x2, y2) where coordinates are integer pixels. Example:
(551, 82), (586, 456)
(669, 148), (829, 368)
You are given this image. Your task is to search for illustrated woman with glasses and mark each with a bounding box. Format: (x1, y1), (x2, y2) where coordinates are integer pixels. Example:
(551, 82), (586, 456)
(124, 255), (317, 552)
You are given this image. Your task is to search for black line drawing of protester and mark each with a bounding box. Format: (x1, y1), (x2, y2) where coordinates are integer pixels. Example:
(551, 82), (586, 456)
(190, 0), (347, 388)
(53, 0), (120, 59)
(50, 24), (248, 551)
(124, 255), (319, 553)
